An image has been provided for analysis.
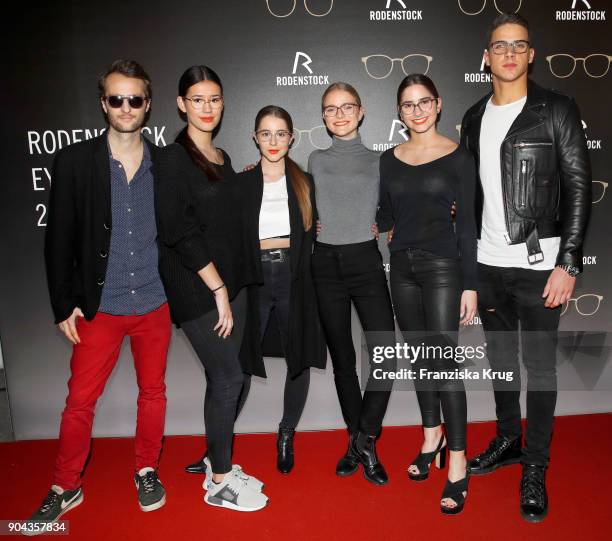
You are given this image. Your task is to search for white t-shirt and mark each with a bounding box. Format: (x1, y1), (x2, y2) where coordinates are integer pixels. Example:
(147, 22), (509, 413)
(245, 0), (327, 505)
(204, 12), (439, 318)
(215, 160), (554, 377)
(478, 96), (560, 269)
(259, 175), (291, 240)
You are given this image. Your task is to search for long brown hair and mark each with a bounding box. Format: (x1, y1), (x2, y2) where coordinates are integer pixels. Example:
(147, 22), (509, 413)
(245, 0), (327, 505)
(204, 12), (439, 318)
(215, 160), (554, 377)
(255, 105), (312, 231)
(176, 65), (224, 181)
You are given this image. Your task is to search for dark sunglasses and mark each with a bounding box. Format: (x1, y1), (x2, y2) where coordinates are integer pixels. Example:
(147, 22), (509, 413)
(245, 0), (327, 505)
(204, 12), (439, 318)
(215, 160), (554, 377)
(104, 95), (147, 109)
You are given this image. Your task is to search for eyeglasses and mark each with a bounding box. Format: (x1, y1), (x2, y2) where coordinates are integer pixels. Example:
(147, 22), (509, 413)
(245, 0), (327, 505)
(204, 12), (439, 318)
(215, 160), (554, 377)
(561, 294), (604, 317)
(292, 125), (329, 149)
(322, 103), (360, 117)
(457, 0), (522, 16)
(255, 129), (293, 143)
(361, 54), (433, 79)
(545, 54), (612, 78)
(593, 181), (608, 204)
(488, 40), (530, 55)
(266, 0), (333, 17)
(183, 95), (224, 110)
(104, 95), (147, 109)
(399, 97), (438, 117)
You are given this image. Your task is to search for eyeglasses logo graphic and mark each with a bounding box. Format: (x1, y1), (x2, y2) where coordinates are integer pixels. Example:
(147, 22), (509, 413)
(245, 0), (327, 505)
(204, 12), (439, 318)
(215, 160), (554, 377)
(561, 294), (604, 316)
(266, 0), (333, 17)
(361, 54), (433, 79)
(389, 119), (409, 142)
(545, 54), (612, 78)
(592, 181), (608, 204)
(457, 0), (522, 16)
(293, 126), (329, 149)
(572, 0), (591, 8)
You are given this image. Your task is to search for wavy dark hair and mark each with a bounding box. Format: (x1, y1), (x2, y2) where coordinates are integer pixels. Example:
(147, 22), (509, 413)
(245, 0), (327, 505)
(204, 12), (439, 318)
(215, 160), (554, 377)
(255, 105), (312, 232)
(176, 65), (224, 181)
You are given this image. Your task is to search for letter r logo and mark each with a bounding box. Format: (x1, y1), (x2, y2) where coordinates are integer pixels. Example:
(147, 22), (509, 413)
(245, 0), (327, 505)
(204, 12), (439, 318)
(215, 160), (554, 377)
(292, 52), (314, 74)
(388, 119), (409, 142)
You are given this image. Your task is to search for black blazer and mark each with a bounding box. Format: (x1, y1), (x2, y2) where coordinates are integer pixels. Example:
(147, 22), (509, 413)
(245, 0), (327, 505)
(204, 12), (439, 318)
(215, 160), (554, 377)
(44, 134), (162, 324)
(239, 163), (327, 377)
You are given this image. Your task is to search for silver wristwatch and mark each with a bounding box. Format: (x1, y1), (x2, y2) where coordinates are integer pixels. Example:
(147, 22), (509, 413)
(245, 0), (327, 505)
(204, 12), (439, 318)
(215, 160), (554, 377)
(557, 264), (580, 277)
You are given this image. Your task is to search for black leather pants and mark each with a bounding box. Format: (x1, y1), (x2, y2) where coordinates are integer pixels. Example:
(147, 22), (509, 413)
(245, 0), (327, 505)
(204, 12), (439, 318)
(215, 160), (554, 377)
(390, 248), (467, 451)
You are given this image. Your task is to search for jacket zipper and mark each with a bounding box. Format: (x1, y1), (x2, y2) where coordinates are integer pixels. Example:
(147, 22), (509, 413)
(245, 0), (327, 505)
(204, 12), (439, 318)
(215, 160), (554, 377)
(520, 160), (527, 207)
(513, 141), (553, 148)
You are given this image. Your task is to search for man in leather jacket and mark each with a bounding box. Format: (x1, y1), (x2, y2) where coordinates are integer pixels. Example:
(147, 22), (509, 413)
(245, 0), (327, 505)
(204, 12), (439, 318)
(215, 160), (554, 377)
(460, 13), (591, 523)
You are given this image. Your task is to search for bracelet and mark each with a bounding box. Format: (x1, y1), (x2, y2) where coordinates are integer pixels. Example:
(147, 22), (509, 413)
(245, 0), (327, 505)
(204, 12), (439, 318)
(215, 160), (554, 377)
(211, 283), (226, 294)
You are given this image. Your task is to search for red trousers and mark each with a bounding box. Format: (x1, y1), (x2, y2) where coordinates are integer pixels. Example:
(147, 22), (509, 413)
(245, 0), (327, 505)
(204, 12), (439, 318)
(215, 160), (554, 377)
(52, 303), (171, 490)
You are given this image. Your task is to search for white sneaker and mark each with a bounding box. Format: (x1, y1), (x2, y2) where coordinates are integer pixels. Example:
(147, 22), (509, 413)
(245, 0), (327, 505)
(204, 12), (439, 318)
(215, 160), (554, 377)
(202, 456), (264, 492)
(204, 470), (268, 512)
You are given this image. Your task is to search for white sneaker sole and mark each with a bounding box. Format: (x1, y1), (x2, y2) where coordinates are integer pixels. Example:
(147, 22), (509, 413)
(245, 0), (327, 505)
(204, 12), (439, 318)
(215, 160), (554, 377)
(204, 492), (268, 512)
(22, 492), (84, 537)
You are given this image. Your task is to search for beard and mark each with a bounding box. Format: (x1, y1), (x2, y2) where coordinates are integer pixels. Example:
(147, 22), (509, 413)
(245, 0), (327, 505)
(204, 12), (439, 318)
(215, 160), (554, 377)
(107, 113), (146, 134)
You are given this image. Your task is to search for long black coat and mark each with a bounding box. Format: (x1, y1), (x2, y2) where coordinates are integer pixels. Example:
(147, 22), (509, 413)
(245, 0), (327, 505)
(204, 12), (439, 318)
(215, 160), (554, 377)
(239, 163), (327, 377)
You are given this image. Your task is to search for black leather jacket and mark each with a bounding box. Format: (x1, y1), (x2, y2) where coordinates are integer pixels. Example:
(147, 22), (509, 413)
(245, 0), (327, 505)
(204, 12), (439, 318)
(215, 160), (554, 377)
(460, 79), (591, 271)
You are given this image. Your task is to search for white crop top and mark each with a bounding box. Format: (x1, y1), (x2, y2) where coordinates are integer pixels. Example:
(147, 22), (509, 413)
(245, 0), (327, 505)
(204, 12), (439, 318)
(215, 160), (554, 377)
(259, 175), (291, 240)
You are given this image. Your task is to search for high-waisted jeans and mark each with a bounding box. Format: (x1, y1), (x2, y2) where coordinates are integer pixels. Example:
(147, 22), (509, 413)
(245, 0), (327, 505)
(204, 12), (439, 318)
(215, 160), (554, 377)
(390, 248), (467, 451)
(311, 239), (396, 436)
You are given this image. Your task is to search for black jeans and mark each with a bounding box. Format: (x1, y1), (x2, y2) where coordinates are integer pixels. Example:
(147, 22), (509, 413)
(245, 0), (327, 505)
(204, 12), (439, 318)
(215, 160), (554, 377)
(312, 239), (396, 436)
(477, 263), (560, 467)
(390, 248), (467, 451)
(181, 287), (248, 474)
(258, 249), (310, 430)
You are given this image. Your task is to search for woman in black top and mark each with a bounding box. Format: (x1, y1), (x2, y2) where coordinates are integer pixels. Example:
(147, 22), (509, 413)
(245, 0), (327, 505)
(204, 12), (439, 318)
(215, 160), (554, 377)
(377, 74), (477, 514)
(155, 65), (268, 512)
(239, 105), (326, 474)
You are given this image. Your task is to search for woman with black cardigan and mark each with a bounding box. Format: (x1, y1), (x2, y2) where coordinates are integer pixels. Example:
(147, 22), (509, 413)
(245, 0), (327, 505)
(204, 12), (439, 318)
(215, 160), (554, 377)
(239, 105), (326, 474)
(155, 65), (268, 512)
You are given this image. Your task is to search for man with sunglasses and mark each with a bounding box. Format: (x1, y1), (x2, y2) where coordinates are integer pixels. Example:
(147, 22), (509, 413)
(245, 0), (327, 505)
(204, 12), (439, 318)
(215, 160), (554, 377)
(26, 60), (171, 530)
(460, 13), (591, 522)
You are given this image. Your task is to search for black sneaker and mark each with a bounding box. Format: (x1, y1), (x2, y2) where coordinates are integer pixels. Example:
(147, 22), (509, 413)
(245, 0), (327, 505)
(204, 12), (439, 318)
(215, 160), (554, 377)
(134, 468), (166, 512)
(23, 485), (83, 536)
(468, 435), (522, 475)
(520, 464), (548, 523)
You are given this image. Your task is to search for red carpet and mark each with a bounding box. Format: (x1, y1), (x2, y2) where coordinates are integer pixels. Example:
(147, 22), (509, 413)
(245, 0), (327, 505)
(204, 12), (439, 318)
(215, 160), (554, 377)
(1, 414), (609, 540)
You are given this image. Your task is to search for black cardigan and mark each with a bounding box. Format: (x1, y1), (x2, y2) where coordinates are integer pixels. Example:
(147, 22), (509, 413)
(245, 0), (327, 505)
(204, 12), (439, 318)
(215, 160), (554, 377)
(155, 143), (265, 377)
(239, 163), (327, 377)
(44, 134), (162, 324)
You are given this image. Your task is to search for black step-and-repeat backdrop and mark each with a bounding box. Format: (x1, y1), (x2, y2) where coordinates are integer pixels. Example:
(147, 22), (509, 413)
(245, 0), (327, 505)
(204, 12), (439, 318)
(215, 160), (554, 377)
(1, 0), (610, 440)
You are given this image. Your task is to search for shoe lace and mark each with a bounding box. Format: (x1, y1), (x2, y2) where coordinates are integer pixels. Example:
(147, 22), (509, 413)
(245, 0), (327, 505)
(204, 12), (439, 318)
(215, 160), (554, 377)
(521, 470), (545, 504)
(232, 465), (250, 481)
(484, 436), (510, 460)
(225, 471), (249, 494)
(40, 490), (60, 513)
(140, 471), (158, 494)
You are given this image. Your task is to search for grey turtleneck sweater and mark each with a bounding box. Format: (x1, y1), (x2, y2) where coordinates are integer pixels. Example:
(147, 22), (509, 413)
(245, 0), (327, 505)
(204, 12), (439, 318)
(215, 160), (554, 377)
(307, 135), (380, 245)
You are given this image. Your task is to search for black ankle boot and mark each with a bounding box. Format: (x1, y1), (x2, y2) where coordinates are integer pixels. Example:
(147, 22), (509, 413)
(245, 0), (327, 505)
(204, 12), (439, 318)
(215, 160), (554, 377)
(351, 432), (388, 486)
(468, 435), (522, 475)
(336, 433), (359, 476)
(184, 451), (208, 474)
(520, 464), (548, 523)
(277, 428), (295, 474)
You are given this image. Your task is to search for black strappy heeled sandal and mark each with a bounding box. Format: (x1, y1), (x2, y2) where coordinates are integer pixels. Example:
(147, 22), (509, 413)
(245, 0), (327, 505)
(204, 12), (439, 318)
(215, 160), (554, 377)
(440, 473), (469, 515)
(407, 434), (447, 481)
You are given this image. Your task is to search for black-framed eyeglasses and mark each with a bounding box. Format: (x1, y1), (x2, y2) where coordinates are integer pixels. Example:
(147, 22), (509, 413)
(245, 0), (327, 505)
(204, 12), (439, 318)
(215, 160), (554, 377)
(255, 129), (293, 143)
(322, 102), (360, 117)
(489, 40), (530, 55)
(104, 95), (147, 109)
(183, 95), (224, 110)
(399, 97), (438, 116)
